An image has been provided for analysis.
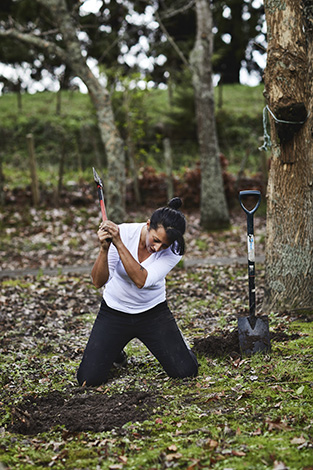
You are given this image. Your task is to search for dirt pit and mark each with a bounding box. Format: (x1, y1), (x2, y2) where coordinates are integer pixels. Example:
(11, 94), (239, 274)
(10, 390), (159, 435)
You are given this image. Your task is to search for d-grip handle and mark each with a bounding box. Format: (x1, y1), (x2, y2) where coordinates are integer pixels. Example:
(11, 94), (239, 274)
(239, 190), (261, 216)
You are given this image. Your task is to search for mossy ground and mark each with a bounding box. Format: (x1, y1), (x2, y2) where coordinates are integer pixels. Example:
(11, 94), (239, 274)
(0, 267), (312, 470)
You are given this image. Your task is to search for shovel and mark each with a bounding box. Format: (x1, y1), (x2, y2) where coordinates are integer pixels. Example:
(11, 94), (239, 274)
(238, 190), (271, 355)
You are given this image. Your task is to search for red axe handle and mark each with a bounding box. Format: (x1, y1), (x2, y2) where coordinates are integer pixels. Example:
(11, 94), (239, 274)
(97, 184), (107, 221)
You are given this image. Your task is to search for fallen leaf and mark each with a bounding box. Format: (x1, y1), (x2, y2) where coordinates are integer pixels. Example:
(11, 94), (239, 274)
(206, 439), (218, 449)
(273, 461), (288, 470)
(118, 456), (128, 464)
(266, 418), (291, 431)
(232, 449), (246, 457)
(186, 460), (200, 470)
(166, 453), (183, 461)
(296, 385), (305, 395)
(167, 444), (178, 452)
(290, 436), (306, 445)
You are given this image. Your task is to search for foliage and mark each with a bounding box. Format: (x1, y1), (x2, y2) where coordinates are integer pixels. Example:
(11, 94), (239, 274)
(0, 84), (266, 184)
(212, 0), (266, 84)
(0, 1), (266, 92)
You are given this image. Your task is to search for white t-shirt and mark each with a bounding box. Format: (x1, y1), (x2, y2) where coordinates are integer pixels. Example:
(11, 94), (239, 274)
(103, 222), (182, 314)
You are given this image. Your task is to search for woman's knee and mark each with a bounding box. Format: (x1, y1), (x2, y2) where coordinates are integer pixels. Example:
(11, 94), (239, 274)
(77, 364), (108, 387)
(167, 351), (199, 379)
(180, 358), (198, 379)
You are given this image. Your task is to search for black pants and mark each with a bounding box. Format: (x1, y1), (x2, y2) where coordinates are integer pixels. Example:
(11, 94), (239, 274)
(77, 300), (198, 386)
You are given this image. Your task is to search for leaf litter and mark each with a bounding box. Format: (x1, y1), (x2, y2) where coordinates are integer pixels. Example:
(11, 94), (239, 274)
(1, 206), (312, 469)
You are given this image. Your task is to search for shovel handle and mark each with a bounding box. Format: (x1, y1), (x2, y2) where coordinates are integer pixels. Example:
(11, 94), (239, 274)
(239, 191), (261, 318)
(239, 190), (261, 216)
(239, 190), (261, 236)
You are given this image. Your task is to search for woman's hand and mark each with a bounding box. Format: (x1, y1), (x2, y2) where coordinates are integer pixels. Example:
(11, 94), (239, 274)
(98, 221), (121, 249)
(97, 222), (112, 250)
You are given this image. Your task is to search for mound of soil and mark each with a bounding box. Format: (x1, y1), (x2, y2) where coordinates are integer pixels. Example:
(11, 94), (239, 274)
(193, 329), (241, 358)
(10, 390), (159, 435)
(192, 328), (301, 358)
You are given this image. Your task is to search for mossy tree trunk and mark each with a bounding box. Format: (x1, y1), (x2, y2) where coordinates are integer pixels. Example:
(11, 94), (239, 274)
(44, 0), (125, 222)
(263, 0), (313, 312)
(190, 0), (230, 230)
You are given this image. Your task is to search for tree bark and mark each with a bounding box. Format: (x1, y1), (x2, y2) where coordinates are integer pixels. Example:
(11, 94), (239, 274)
(263, 0), (313, 312)
(190, 0), (230, 230)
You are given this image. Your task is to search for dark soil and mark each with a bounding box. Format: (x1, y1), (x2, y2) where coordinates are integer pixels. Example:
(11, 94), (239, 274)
(193, 329), (241, 358)
(10, 389), (159, 435)
(9, 328), (302, 437)
(192, 327), (301, 358)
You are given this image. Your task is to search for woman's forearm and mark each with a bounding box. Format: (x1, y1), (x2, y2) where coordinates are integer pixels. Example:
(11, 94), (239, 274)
(115, 241), (147, 289)
(91, 248), (110, 288)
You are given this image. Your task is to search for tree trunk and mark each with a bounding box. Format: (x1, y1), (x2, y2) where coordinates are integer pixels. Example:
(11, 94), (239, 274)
(124, 91), (141, 206)
(263, 0), (313, 313)
(190, 0), (230, 230)
(39, 0), (126, 221)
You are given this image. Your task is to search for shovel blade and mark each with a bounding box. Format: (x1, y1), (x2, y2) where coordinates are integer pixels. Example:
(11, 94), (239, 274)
(238, 316), (271, 356)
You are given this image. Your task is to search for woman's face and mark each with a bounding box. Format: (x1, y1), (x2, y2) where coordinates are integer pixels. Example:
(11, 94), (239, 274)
(145, 222), (170, 254)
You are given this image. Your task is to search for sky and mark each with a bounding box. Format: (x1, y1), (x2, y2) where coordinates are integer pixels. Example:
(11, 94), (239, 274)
(0, 0), (266, 94)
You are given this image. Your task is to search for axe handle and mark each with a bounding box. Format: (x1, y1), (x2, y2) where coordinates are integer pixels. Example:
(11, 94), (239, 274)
(97, 185), (107, 221)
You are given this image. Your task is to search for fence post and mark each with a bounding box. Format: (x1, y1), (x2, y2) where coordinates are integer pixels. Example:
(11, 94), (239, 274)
(163, 137), (174, 201)
(26, 133), (40, 207)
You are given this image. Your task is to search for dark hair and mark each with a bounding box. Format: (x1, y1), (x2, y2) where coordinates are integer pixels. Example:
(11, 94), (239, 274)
(150, 197), (186, 255)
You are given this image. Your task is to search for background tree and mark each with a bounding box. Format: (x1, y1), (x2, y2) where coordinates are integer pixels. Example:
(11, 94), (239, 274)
(0, 0), (126, 221)
(263, 0), (313, 312)
(0, 1), (73, 90)
(190, 0), (230, 229)
(147, 0), (265, 86)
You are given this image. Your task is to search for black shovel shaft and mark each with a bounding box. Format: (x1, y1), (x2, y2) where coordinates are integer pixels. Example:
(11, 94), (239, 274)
(239, 190), (261, 318)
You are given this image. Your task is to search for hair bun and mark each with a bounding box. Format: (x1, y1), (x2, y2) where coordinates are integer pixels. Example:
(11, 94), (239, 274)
(168, 197), (182, 211)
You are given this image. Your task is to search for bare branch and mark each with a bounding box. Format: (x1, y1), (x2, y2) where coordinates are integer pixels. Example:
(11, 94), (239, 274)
(159, 0), (195, 20)
(154, 8), (191, 70)
(0, 28), (68, 62)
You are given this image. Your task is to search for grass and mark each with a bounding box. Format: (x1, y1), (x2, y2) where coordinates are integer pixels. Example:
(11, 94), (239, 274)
(0, 268), (312, 470)
(0, 84), (266, 183)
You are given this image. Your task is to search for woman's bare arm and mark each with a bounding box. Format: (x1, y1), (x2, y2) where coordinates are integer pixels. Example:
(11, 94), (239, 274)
(91, 226), (111, 288)
(104, 221), (148, 289)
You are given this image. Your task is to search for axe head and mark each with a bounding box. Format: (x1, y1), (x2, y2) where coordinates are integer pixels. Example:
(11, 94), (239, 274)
(93, 167), (103, 187)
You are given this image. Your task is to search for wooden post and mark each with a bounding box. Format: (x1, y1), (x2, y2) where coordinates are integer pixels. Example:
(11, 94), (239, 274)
(56, 88), (61, 115)
(57, 138), (66, 202)
(0, 153), (4, 206)
(163, 137), (174, 201)
(26, 133), (40, 207)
